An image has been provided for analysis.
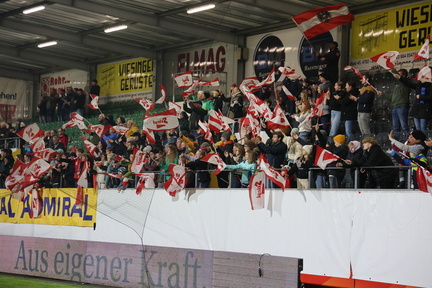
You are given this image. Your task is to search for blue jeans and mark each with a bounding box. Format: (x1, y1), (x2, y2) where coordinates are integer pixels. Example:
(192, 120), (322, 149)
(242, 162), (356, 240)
(329, 110), (341, 137)
(413, 118), (428, 133)
(320, 114), (331, 134)
(299, 131), (310, 142)
(392, 107), (409, 133)
(345, 120), (355, 139)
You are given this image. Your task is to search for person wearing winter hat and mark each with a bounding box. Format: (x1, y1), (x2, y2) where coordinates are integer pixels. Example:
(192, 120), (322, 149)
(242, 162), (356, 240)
(333, 134), (346, 146)
(388, 129), (428, 156)
(327, 134), (349, 188)
(302, 145), (313, 155)
(287, 144), (315, 189)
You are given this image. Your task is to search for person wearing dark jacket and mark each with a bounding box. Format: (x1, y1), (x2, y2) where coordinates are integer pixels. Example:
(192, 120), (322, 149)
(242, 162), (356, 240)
(340, 81), (359, 139)
(185, 149), (210, 188)
(254, 131), (287, 188)
(328, 81), (344, 137)
(359, 137), (397, 188)
(288, 144), (315, 189)
(316, 41), (340, 84)
(409, 80), (432, 133)
(355, 75), (375, 135)
(390, 69), (416, 133)
(183, 99), (207, 133)
(338, 140), (366, 188)
(327, 134), (349, 188)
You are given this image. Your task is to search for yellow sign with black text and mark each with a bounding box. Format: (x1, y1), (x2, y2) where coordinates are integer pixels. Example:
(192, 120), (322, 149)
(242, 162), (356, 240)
(351, 1), (432, 59)
(0, 188), (97, 227)
(97, 58), (154, 97)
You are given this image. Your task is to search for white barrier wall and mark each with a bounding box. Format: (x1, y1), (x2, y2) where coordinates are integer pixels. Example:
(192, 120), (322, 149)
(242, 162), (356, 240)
(1, 188), (432, 287)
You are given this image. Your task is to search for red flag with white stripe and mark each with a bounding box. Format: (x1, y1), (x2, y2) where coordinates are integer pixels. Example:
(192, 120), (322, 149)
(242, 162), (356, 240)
(25, 157), (52, 179)
(89, 124), (111, 138)
(414, 35), (430, 61)
(258, 69), (275, 87)
(112, 125), (130, 135)
(198, 120), (213, 142)
(82, 138), (99, 158)
(249, 171), (266, 210)
(267, 104), (290, 129)
(277, 66), (301, 80)
(415, 65), (432, 83)
(30, 137), (46, 153)
(208, 110), (224, 133)
(281, 84), (297, 101)
(201, 153), (226, 175)
(314, 145), (340, 170)
(239, 77), (261, 93)
(143, 108), (179, 131)
(141, 126), (156, 145)
(259, 154), (287, 191)
(156, 84), (167, 104)
(181, 78), (203, 98)
(343, 65), (364, 79)
(168, 101), (182, 116)
(87, 94), (99, 110)
(292, 4), (354, 39)
(17, 123), (44, 144)
(370, 51), (399, 71)
(199, 78), (220, 87)
(130, 148), (146, 173)
(31, 148), (61, 162)
(29, 187), (43, 218)
(135, 173), (156, 194)
(416, 166), (432, 195)
(163, 164), (187, 197)
(103, 172), (123, 179)
(174, 71), (193, 87)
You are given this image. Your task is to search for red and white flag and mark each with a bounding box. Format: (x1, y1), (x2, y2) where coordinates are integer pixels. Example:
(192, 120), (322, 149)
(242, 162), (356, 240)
(87, 94), (99, 110)
(112, 125), (130, 135)
(135, 173), (156, 194)
(414, 35), (430, 61)
(168, 101), (182, 116)
(17, 123), (44, 144)
(29, 187), (43, 218)
(239, 77), (261, 93)
(415, 65), (432, 83)
(103, 172), (123, 179)
(314, 145), (341, 170)
(143, 108), (179, 131)
(163, 164), (187, 197)
(199, 78), (220, 86)
(156, 84), (167, 104)
(130, 148), (146, 173)
(198, 120), (213, 142)
(174, 71), (193, 87)
(267, 104), (290, 130)
(343, 65), (363, 79)
(249, 171), (266, 210)
(89, 124), (111, 138)
(62, 113), (89, 132)
(278, 66), (302, 80)
(292, 4), (354, 39)
(257, 69), (276, 87)
(141, 126), (156, 145)
(136, 98), (155, 111)
(312, 92), (326, 117)
(370, 51), (399, 71)
(201, 153), (226, 175)
(259, 154), (287, 191)
(31, 148), (61, 162)
(208, 110), (224, 133)
(181, 78), (202, 98)
(25, 157), (52, 179)
(281, 84), (297, 101)
(30, 137), (46, 153)
(82, 138), (99, 158)
(416, 166), (432, 195)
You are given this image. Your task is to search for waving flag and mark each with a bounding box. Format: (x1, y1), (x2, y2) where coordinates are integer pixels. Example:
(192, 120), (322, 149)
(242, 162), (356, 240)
(143, 108), (179, 131)
(416, 166), (432, 195)
(62, 113), (89, 132)
(281, 84), (297, 101)
(415, 65), (432, 83)
(156, 84), (167, 104)
(181, 78), (203, 98)
(259, 154), (287, 191)
(201, 153), (226, 175)
(29, 187), (43, 219)
(103, 172), (123, 179)
(370, 51), (399, 71)
(89, 124), (111, 138)
(249, 171), (266, 210)
(199, 78), (220, 86)
(135, 173), (156, 194)
(198, 120), (213, 142)
(257, 69), (275, 87)
(267, 104), (290, 129)
(314, 145), (340, 170)
(87, 94), (99, 110)
(17, 123), (44, 144)
(30, 137), (46, 153)
(278, 66), (302, 80)
(25, 157), (51, 179)
(292, 4), (354, 39)
(174, 71), (193, 87)
(168, 101), (182, 116)
(31, 148), (61, 162)
(414, 35), (430, 61)
(82, 138), (99, 158)
(136, 98), (155, 111)
(163, 164), (187, 197)
(208, 110), (224, 133)
(141, 126), (156, 145)
(239, 77), (261, 93)
(344, 65), (363, 79)
(112, 125), (130, 135)
(130, 148), (147, 173)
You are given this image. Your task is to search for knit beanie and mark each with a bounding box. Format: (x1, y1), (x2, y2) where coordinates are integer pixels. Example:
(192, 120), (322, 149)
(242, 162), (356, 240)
(411, 130), (426, 141)
(302, 145), (313, 155)
(333, 134), (346, 145)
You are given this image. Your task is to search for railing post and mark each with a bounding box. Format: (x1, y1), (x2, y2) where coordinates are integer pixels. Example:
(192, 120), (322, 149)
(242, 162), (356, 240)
(354, 168), (358, 189)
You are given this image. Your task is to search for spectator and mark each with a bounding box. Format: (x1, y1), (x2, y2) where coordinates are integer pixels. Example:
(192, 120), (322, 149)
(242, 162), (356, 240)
(390, 69), (416, 133)
(125, 120), (139, 138)
(316, 41), (340, 84)
(327, 134), (349, 188)
(183, 99), (207, 136)
(89, 79), (100, 96)
(409, 77), (432, 133)
(340, 81), (359, 139)
(329, 81), (345, 137)
(226, 84), (244, 119)
(356, 74), (375, 135)
(38, 93), (49, 123)
(293, 100), (312, 142)
(225, 150), (257, 188)
(57, 128), (69, 151)
(288, 144), (314, 189)
(185, 149), (210, 188)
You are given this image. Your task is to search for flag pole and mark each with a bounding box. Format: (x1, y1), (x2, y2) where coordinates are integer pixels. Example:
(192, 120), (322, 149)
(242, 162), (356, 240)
(291, 18), (316, 54)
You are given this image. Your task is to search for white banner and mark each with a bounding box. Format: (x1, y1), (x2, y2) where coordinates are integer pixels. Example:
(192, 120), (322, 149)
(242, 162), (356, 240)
(40, 69), (88, 95)
(0, 76), (30, 120)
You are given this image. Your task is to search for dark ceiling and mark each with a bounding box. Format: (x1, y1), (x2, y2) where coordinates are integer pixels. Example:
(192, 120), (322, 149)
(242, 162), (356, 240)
(0, 0), (414, 81)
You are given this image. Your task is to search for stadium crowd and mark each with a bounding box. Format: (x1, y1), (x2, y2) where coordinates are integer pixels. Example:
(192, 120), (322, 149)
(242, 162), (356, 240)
(2, 67), (432, 191)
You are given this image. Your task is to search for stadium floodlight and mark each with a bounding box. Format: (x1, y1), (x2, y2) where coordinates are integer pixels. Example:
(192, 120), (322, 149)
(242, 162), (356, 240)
(23, 5), (45, 14)
(37, 41), (57, 48)
(104, 25), (128, 33)
(187, 4), (215, 14)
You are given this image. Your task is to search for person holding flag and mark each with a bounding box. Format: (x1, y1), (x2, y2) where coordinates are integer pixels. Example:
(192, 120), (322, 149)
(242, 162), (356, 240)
(316, 41), (341, 84)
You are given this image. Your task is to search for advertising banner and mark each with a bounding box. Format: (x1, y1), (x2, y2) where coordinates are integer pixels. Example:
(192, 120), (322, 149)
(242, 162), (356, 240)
(0, 188), (97, 227)
(97, 58), (154, 103)
(0, 76), (31, 121)
(350, 1), (432, 71)
(40, 69), (88, 95)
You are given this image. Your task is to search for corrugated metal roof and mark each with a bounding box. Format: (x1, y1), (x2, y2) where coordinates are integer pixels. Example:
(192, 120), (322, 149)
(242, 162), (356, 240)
(0, 0), (415, 80)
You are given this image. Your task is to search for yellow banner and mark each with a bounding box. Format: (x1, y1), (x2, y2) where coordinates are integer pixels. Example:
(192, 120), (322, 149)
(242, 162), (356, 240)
(0, 188), (97, 227)
(97, 58), (154, 96)
(351, 1), (432, 59)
